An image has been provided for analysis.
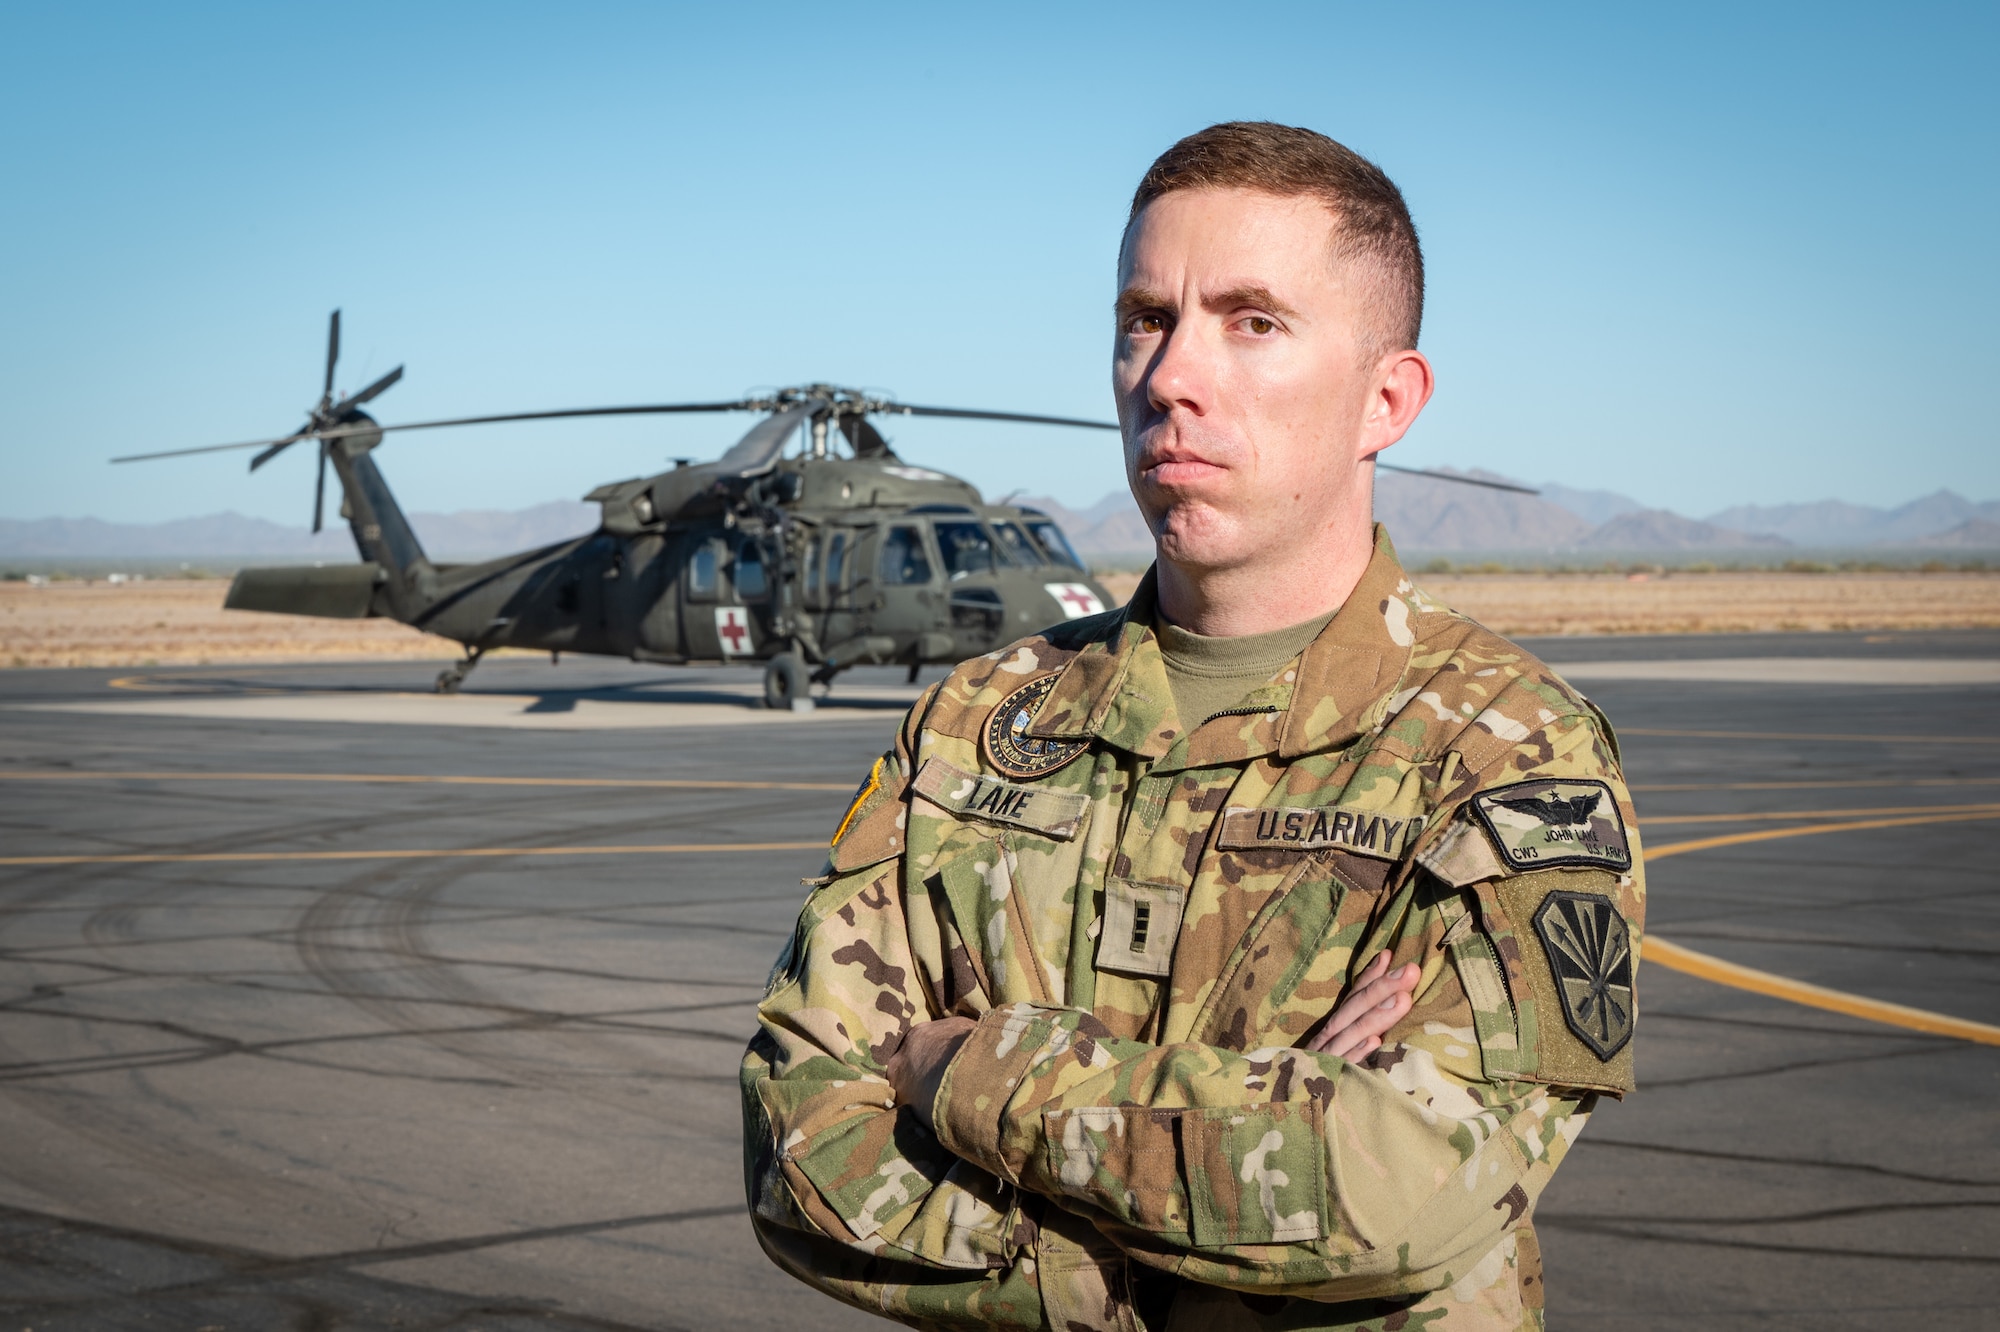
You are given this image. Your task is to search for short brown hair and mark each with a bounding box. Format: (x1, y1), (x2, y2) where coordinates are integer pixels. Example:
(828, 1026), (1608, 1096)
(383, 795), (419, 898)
(1127, 122), (1424, 355)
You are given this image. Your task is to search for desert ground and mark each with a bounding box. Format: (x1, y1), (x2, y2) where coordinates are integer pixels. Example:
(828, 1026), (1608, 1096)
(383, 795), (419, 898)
(6, 570), (2000, 667)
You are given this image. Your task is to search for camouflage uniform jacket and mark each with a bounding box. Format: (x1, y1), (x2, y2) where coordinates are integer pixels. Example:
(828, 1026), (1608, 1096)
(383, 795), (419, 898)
(742, 527), (1644, 1331)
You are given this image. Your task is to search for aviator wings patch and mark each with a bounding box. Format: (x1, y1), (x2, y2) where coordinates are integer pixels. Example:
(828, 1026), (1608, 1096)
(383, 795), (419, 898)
(1472, 778), (1630, 872)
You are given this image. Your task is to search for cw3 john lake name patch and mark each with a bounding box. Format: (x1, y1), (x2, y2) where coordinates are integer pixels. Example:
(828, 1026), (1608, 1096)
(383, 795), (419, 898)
(1471, 778), (1630, 872)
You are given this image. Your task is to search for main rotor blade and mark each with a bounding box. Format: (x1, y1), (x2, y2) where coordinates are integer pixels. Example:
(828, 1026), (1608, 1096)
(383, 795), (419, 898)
(888, 403), (1120, 430)
(312, 442), (328, 533)
(324, 310), (340, 400)
(343, 364), (404, 409)
(109, 400), (762, 463)
(717, 401), (818, 476)
(1377, 462), (1539, 495)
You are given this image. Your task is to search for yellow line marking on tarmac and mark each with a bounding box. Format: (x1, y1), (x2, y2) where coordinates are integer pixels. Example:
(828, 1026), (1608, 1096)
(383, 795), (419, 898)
(1644, 802), (2000, 827)
(13, 770), (1997, 1043)
(0, 769), (851, 792)
(0, 842), (826, 867)
(1648, 807), (2000, 1045)
(1646, 808), (2000, 860)
(1645, 938), (2000, 1047)
(1622, 726), (2000, 746)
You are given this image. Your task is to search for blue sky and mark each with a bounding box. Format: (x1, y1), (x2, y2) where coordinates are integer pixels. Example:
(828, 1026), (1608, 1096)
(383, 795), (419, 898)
(3, 2), (1994, 526)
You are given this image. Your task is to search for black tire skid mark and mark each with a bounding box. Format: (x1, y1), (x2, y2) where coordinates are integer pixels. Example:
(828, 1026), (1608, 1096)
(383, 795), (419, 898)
(280, 789), (825, 1113)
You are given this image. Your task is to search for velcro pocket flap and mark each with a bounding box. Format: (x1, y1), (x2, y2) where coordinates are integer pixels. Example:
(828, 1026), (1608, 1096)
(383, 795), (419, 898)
(1186, 1101), (1326, 1246)
(1042, 1105), (1190, 1237)
(913, 758), (1088, 839)
(791, 1108), (951, 1241)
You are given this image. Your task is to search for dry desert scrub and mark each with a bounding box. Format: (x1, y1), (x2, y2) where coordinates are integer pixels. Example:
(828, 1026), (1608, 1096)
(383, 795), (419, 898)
(6, 570), (2000, 668)
(1414, 570), (2000, 636)
(1092, 569), (2000, 637)
(2, 579), (447, 668)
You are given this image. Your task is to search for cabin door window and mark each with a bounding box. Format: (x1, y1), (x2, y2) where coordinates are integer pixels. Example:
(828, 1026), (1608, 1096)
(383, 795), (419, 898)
(880, 526), (935, 586)
(687, 540), (721, 601)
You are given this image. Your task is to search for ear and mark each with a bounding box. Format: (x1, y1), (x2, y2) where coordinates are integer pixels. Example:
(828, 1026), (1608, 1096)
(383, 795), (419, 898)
(1356, 349), (1435, 460)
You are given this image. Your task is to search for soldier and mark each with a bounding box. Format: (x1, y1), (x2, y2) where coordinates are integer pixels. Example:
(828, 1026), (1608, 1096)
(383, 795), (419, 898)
(742, 121), (1642, 1331)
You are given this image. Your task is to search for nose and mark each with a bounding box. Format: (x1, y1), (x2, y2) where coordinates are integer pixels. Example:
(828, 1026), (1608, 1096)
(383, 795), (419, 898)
(1144, 319), (1213, 421)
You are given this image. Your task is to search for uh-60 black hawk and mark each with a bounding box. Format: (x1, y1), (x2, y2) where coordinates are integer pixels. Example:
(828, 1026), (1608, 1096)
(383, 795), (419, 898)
(116, 312), (1535, 710)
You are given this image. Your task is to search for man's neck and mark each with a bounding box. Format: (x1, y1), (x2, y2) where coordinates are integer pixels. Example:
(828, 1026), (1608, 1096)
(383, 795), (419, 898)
(1153, 530), (1375, 637)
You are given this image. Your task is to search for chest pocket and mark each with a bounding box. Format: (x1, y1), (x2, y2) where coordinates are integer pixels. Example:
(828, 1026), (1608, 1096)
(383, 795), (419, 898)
(1190, 849), (1394, 1050)
(914, 758), (1096, 1009)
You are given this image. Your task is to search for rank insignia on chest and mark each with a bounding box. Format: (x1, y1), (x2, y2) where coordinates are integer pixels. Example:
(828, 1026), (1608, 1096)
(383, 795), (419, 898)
(1532, 889), (1636, 1060)
(982, 675), (1089, 780)
(1471, 778), (1631, 872)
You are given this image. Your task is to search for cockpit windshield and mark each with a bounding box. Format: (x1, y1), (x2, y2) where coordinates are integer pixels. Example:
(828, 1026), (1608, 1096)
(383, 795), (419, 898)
(1024, 519), (1084, 570)
(991, 522), (1042, 567)
(933, 522), (998, 579)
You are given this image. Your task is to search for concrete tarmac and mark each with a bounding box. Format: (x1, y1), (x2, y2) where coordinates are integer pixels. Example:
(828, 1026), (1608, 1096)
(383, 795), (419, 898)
(1, 632), (1996, 1330)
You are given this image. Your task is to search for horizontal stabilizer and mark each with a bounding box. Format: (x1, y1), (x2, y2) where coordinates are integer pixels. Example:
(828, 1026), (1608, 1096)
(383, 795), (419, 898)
(226, 563), (385, 619)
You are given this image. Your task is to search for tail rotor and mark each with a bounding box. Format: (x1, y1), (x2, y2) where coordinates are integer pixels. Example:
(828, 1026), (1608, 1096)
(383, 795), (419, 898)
(247, 310), (405, 532)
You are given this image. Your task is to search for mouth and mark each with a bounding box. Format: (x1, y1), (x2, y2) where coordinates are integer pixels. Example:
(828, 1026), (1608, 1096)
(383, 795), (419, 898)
(1139, 456), (1228, 491)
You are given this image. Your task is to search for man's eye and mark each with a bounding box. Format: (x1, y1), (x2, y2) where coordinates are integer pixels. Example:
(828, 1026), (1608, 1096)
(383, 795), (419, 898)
(1246, 316), (1275, 335)
(1129, 313), (1166, 335)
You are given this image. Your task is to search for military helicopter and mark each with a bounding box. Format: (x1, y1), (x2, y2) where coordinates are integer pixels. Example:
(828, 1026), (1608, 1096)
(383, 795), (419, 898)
(116, 313), (1535, 709)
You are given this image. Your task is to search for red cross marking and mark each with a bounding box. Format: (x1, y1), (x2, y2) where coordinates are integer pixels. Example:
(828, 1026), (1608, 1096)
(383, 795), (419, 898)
(717, 610), (749, 652)
(1056, 585), (1099, 616)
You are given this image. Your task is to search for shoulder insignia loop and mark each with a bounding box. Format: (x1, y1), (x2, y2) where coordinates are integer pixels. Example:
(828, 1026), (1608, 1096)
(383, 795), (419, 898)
(1532, 890), (1635, 1060)
(982, 675), (1088, 780)
(1471, 777), (1631, 872)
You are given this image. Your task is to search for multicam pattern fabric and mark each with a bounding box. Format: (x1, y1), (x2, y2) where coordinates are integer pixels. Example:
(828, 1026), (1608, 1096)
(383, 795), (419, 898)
(742, 526), (1645, 1331)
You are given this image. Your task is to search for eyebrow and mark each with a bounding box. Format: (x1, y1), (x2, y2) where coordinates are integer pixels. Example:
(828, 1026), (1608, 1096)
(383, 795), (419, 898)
(1113, 283), (1303, 322)
(1205, 284), (1302, 322)
(1115, 285), (1171, 321)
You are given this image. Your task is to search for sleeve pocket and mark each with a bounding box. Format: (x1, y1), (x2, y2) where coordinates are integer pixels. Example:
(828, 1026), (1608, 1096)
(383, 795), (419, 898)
(791, 1107), (951, 1240)
(1185, 1101), (1326, 1246)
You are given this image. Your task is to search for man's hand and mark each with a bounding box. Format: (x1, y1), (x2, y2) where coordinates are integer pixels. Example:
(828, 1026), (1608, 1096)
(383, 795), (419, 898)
(1304, 949), (1420, 1059)
(884, 1016), (975, 1131)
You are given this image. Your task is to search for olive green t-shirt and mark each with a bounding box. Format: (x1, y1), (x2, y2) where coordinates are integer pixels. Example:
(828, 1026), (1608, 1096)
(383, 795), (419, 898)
(1154, 608), (1338, 731)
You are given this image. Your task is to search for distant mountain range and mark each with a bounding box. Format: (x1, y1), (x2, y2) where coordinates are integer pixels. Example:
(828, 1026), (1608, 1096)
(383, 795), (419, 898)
(1025, 476), (2000, 556)
(5, 481), (1996, 564)
(0, 502), (597, 561)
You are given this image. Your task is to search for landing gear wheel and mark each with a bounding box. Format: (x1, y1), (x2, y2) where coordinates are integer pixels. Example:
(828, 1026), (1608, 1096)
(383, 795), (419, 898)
(434, 646), (485, 695)
(764, 652), (812, 712)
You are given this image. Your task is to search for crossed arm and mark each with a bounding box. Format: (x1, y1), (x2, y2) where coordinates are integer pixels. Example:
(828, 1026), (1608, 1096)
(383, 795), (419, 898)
(884, 947), (1421, 1131)
(748, 846), (1583, 1301)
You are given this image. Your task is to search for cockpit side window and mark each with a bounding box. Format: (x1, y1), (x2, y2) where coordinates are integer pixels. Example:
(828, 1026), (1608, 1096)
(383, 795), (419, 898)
(992, 522), (1041, 567)
(933, 521), (996, 579)
(880, 526), (935, 586)
(1025, 519), (1084, 570)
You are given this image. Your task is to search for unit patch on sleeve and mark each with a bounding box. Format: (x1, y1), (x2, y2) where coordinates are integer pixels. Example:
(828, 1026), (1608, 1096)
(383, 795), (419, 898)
(1215, 804), (1426, 860)
(1471, 778), (1630, 872)
(1532, 889), (1636, 1061)
(982, 675), (1089, 780)
(912, 758), (1088, 839)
